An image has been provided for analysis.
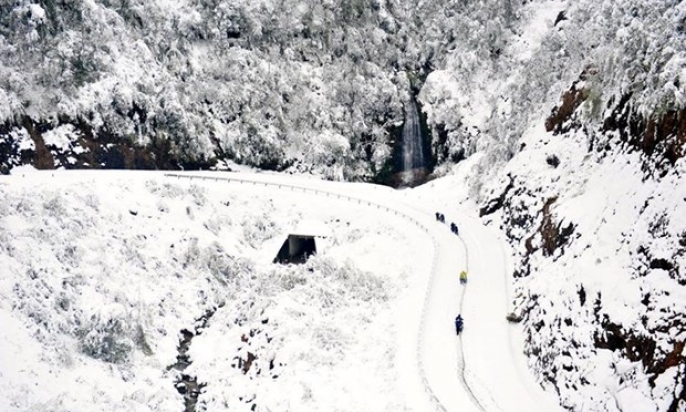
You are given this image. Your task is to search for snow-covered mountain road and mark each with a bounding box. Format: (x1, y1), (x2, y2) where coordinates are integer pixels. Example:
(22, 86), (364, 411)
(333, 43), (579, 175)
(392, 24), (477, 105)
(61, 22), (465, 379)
(451, 215), (564, 412)
(166, 172), (564, 412)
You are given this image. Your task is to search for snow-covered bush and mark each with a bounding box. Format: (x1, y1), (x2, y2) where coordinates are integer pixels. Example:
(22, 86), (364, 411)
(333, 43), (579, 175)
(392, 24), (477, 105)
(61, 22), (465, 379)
(242, 213), (280, 248)
(145, 180), (185, 199)
(77, 316), (134, 364)
(203, 213), (232, 236)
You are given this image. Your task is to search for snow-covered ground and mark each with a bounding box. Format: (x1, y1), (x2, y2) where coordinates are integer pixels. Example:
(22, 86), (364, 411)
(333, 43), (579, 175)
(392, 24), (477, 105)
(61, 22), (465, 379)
(0, 169), (562, 412)
(408, 117), (686, 412)
(486, 122), (686, 412)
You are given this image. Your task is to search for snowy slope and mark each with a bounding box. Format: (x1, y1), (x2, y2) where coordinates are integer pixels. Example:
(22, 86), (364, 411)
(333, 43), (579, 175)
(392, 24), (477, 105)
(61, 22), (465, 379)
(0, 169), (567, 412)
(408, 115), (686, 412)
(477, 123), (686, 412)
(0, 171), (424, 411)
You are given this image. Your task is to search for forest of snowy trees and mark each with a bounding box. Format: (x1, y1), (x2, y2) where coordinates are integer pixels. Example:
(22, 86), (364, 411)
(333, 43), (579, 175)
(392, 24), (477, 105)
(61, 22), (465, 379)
(0, 0), (461, 178)
(1, 1), (685, 180)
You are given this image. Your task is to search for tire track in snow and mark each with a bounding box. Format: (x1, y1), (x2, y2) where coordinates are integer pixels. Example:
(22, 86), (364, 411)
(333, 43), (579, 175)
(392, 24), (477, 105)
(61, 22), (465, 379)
(395, 197), (507, 412)
(453, 232), (488, 412)
(453, 230), (504, 412)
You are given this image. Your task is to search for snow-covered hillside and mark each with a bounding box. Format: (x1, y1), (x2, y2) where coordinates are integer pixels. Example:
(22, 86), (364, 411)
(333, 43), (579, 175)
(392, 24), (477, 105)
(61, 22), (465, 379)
(407, 121), (686, 411)
(414, 2), (686, 409)
(3, 1), (682, 183)
(0, 0), (452, 177)
(479, 122), (686, 412)
(2, 1), (684, 181)
(0, 171), (431, 411)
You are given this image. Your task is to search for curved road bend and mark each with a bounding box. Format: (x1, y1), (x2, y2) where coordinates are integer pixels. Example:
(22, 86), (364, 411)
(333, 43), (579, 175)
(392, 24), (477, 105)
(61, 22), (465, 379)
(166, 172), (563, 412)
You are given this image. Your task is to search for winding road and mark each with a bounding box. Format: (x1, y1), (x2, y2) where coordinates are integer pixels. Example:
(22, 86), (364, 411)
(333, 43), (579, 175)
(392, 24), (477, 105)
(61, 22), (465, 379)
(166, 172), (563, 412)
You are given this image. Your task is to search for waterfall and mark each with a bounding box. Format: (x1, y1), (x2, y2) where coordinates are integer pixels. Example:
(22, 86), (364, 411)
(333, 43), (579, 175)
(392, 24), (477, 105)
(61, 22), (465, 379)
(400, 99), (426, 184)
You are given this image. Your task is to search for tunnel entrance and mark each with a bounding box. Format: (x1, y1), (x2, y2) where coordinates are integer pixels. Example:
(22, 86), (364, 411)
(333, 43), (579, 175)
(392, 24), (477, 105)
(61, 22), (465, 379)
(273, 234), (317, 264)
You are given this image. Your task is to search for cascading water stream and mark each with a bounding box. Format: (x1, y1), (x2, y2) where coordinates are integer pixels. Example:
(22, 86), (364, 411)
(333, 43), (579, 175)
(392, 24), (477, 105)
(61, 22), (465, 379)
(400, 99), (427, 185)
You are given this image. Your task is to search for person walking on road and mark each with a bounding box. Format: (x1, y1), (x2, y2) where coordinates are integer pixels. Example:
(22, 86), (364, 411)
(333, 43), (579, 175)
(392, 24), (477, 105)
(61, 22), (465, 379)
(450, 222), (459, 235)
(455, 315), (464, 335)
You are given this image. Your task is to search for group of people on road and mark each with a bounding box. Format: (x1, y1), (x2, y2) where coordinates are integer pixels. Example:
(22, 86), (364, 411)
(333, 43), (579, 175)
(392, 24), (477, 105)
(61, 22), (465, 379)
(436, 211), (468, 336)
(435, 211), (459, 236)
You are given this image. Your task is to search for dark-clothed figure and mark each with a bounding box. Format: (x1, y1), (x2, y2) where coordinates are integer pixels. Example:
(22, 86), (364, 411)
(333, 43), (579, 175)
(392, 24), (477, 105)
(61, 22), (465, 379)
(455, 315), (464, 335)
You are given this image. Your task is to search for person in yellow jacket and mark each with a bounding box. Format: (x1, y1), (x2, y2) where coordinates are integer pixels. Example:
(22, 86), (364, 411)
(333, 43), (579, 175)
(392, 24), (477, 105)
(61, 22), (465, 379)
(459, 270), (468, 284)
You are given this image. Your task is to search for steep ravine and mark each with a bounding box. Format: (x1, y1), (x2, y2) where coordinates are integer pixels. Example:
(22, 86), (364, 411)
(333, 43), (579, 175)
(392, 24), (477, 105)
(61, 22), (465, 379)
(168, 306), (222, 412)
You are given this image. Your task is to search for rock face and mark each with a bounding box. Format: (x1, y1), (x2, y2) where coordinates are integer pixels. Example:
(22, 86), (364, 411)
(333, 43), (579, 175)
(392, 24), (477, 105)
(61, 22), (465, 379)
(0, 117), (214, 172)
(603, 96), (686, 174)
(480, 80), (686, 412)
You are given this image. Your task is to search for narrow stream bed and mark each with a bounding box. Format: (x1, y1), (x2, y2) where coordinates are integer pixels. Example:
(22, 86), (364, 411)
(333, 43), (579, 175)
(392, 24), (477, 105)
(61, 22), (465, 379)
(167, 305), (222, 412)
